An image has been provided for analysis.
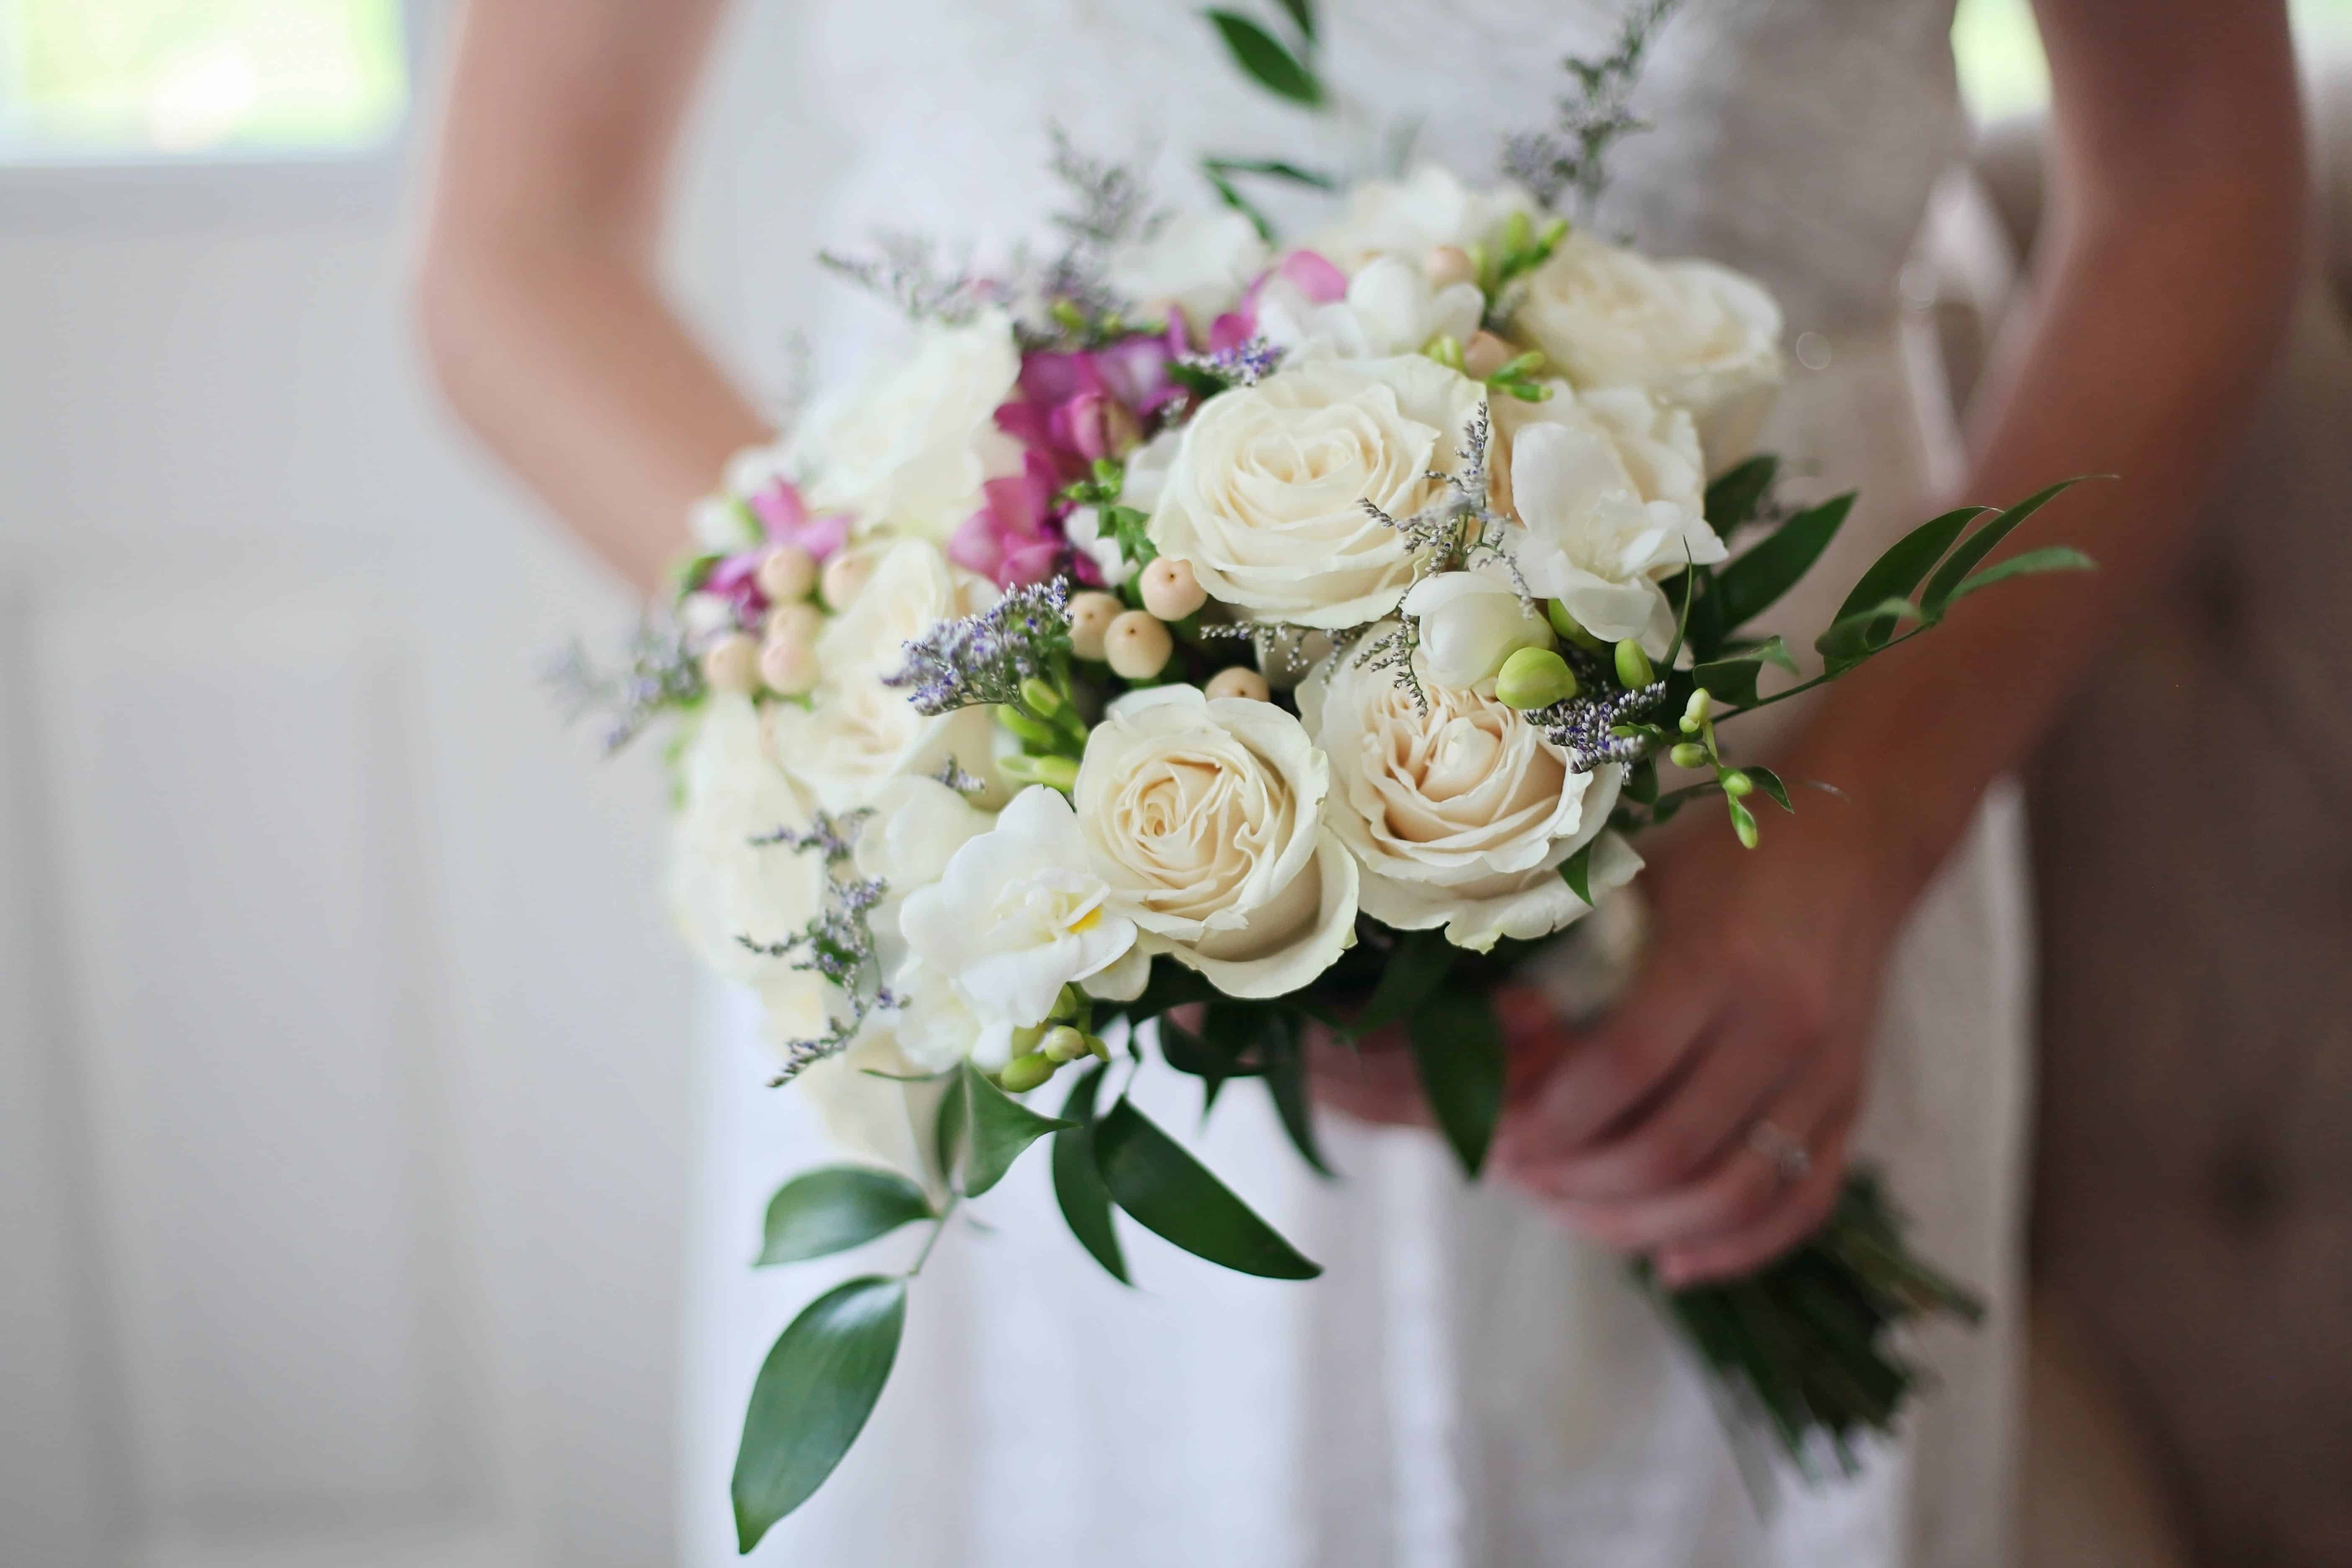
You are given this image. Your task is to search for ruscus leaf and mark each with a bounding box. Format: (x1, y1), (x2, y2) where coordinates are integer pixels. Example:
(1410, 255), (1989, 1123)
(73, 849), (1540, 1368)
(1277, 0), (1317, 42)
(1051, 1064), (1128, 1284)
(1558, 841), (1596, 906)
(757, 1166), (934, 1266)
(1094, 1100), (1323, 1279)
(1258, 1012), (1333, 1178)
(732, 1276), (907, 1550)
(1692, 636), (1796, 707)
(1703, 454), (1779, 536)
(959, 1063), (1073, 1199)
(1407, 985), (1507, 1178)
(1710, 493), (1856, 632)
(1945, 545), (2096, 603)
(1346, 928), (1457, 1037)
(1831, 505), (1986, 629)
(1204, 10), (1324, 105)
(1920, 479), (2089, 614)
(1746, 766), (1795, 812)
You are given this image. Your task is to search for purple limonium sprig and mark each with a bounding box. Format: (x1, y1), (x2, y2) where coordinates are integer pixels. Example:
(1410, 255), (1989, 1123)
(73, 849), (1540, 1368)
(883, 578), (1073, 716)
(737, 808), (901, 1084)
(544, 620), (702, 755)
(1530, 679), (1671, 773)
(1180, 334), (1284, 389)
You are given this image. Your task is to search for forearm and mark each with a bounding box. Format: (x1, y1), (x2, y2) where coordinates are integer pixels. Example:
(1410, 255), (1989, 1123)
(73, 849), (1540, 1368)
(420, 237), (766, 593)
(1785, 165), (2303, 902)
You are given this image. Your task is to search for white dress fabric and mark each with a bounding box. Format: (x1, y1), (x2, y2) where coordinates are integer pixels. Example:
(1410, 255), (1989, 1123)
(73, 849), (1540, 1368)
(674, 1), (2031, 1563)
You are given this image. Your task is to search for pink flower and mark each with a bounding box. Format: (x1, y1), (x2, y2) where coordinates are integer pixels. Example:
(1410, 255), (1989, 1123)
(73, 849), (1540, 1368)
(948, 451), (1066, 588)
(997, 334), (1184, 480)
(696, 480), (851, 629)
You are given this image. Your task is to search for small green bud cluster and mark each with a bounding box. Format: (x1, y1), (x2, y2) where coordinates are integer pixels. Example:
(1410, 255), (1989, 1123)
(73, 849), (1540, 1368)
(1666, 685), (1762, 848)
(994, 984), (1111, 1093)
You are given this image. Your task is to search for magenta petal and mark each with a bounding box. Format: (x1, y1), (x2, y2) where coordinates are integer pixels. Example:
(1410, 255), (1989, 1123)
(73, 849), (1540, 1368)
(998, 537), (1065, 586)
(1280, 248), (1349, 303)
(705, 551), (763, 596)
(995, 399), (1055, 448)
(1208, 309), (1256, 353)
(795, 513), (851, 561)
(746, 480), (807, 539)
(947, 510), (1004, 577)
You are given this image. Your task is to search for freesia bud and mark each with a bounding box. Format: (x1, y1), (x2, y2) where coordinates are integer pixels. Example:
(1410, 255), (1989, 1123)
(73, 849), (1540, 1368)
(1494, 647), (1579, 709)
(996, 706), (1060, 748)
(1424, 334), (1466, 372)
(1669, 742), (1709, 770)
(1614, 639), (1655, 689)
(1503, 209), (1534, 258)
(1545, 599), (1603, 650)
(1681, 689), (1712, 733)
(1721, 770), (1754, 798)
(1019, 677), (1065, 717)
(998, 1052), (1056, 1093)
(1039, 1025), (1089, 1063)
(1730, 798), (1760, 850)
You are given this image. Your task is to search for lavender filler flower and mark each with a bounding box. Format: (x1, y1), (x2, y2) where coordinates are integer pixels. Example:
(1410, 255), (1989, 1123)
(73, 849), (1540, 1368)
(884, 578), (1073, 715)
(738, 809), (898, 1084)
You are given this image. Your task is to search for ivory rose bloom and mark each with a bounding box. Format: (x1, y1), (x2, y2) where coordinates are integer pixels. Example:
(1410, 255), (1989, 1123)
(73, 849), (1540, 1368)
(668, 693), (828, 994)
(1511, 234), (1783, 466)
(1148, 355), (1488, 627)
(894, 787), (1139, 1070)
(1108, 208), (1269, 327)
(1300, 635), (1643, 950)
(787, 312), (1025, 540)
(1256, 255), (1485, 363)
(770, 539), (1005, 812)
(1305, 164), (1538, 270)
(1505, 386), (1723, 655)
(1074, 686), (1358, 997)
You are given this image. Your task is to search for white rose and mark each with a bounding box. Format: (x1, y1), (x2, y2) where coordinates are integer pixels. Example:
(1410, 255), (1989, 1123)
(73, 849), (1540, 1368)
(1299, 633), (1643, 951)
(668, 693), (826, 989)
(1148, 355), (1488, 628)
(1401, 565), (1556, 689)
(1107, 209), (1269, 327)
(894, 787), (1140, 1070)
(788, 312), (1024, 540)
(1504, 386), (1724, 656)
(1511, 234), (1783, 467)
(1256, 255), (1485, 362)
(1305, 163), (1539, 270)
(770, 539), (1006, 813)
(1075, 686), (1357, 997)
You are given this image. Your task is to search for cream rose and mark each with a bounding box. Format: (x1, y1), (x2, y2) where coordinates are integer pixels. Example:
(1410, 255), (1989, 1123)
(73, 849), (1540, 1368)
(1255, 255), (1485, 363)
(1074, 686), (1357, 997)
(1511, 234), (1783, 467)
(1107, 208), (1269, 327)
(787, 312), (1024, 540)
(1504, 385), (1724, 656)
(1305, 164), (1539, 270)
(668, 692), (827, 988)
(1299, 634), (1643, 950)
(1148, 355), (1488, 628)
(769, 539), (1005, 813)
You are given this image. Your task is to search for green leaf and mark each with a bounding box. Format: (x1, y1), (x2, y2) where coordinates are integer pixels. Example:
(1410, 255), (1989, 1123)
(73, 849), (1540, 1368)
(1703, 454), (1780, 537)
(1118, 957), (1224, 1024)
(1692, 636), (1797, 707)
(1204, 10), (1324, 105)
(1746, 765), (1795, 812)
(959, 1064), (1073, 1199)
(732, 1276), (907, 1550)
(932, 1070), (967, 1185)
(1943, 545), (2096, 604)
(1094, 1100), (1323, 1279)
(1051, 1064), (1128, 1284)
(1831, 505), (1986, 631)
(1346, 928), (1457, 1037)
(1200, 162), (1276, 243)
(1202, 155), (1338, 190)
(1258, 1012), (1333, 1178)
(1920, 480), (2088, 614)
(756, 1166), (935, 1266)
(1558, 840), (1596, 906)
(1407, 985), (1506, 1177)
(1710, 493), (1856, 632)
(1276, 0), (1316, 41)
(1815, 596), (1926, 670)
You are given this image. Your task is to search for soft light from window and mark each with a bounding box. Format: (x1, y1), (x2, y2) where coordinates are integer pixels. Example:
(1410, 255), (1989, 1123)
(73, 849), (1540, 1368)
(1956, 0), (2352, 126)
(0, 0), (406, 157)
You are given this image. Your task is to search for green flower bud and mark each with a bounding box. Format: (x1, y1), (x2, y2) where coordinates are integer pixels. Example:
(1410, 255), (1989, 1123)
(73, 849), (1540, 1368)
(1008, 1023), (1045, 1056)
(1729, 797), (1760, 850)
(1680, 688), (1712, 733)
(1503, 209), (1534, 258)
(1048, 983), (1085, 1023)
(998, 1052), (1056, 1093)
(1537, 216), (1571, 253)
(1029, 755), (1080, 793)
(1721, 770), (1755, 799)
(997, 705), (1060, 748)
(1496, 350), (1547, 381)
(1669, 742), (1709, 770)
(1086, 1032), (1113, 1062)
(1424, 334), (1466, 372)
(1614, 639), (1655, 689)
(1019, 677), (1065, 717)
(1494, 646), (1580, 710)
(1545, 599), (1604, 650)
(1039, 1025), (1088, 1063)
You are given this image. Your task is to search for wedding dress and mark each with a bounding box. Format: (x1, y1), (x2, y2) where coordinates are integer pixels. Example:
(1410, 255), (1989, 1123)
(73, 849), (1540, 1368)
(672, 1), (2029, 1562)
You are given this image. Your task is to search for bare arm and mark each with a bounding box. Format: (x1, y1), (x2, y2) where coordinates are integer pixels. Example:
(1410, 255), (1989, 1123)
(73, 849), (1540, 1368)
(417, 0), (765, 593)
(1494, 0), (2306, 1283)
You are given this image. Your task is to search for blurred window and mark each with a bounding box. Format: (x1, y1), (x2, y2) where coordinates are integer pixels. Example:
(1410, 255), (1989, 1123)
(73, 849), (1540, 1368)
(1956, 0), (2352, 125)
(0, 0), (406, 160)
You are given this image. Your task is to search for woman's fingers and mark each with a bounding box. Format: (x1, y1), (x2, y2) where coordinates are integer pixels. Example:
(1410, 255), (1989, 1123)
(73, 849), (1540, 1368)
(1490, 968), (1720, 1168)
(1653, 1105), (1857, 1287)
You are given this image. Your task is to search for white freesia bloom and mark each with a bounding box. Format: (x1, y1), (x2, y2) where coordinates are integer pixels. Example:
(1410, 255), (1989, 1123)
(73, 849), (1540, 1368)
(1512, 234), (1783, 467)
(895, 787), (1138, 1070)
(1107, 208), (1269, 327)
(1256, 255), (1485, 362)
(1300, 634), (1643, 950)
(1305, 163), (1539, 269)
(787, 312), (1024, 540)
(1505, 386), (1723, 655)
(1148, 355), (1488, 627)
(854, 773), (995, 979)
(1402, 565), (1556, 689)
(1075, 686), (1358, 997)
(770, 539), (1005, 813)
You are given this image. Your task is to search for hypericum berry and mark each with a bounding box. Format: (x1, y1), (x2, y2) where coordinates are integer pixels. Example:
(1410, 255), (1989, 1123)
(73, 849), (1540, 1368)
(700, 633), (761, 695)
(1139, 556), (1207, 622)
(1424, 245), (1477, 290)
(1105, 610), (1173, 680)
(820, 549), (873, 609)
(1205, 665), (1272, 702)
(755, 543), (817, 604)
(1067, 591), (1124, 662)
(1463, 330), (1515, 380)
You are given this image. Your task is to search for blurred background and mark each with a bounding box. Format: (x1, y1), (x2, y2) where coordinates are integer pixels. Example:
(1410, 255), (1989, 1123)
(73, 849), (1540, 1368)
(2, 2), (2347, 1565)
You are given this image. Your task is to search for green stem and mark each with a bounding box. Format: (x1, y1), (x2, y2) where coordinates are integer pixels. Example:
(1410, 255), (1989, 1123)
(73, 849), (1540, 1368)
(907, 1196), (960, 1278)
(1713, 627), (1932, 721)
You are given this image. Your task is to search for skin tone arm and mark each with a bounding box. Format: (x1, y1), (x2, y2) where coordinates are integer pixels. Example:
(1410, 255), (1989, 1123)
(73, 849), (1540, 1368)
(1486, 0), (2306, 1284)
(417, 0), (761, 594)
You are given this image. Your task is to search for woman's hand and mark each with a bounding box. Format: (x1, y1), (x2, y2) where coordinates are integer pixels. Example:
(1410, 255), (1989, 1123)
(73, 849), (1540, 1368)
(1490, 797), (1913, 1288)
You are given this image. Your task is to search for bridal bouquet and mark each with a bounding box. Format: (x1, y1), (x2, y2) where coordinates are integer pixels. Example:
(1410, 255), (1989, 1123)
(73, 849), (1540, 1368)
(559, 3), (2087, 1550)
